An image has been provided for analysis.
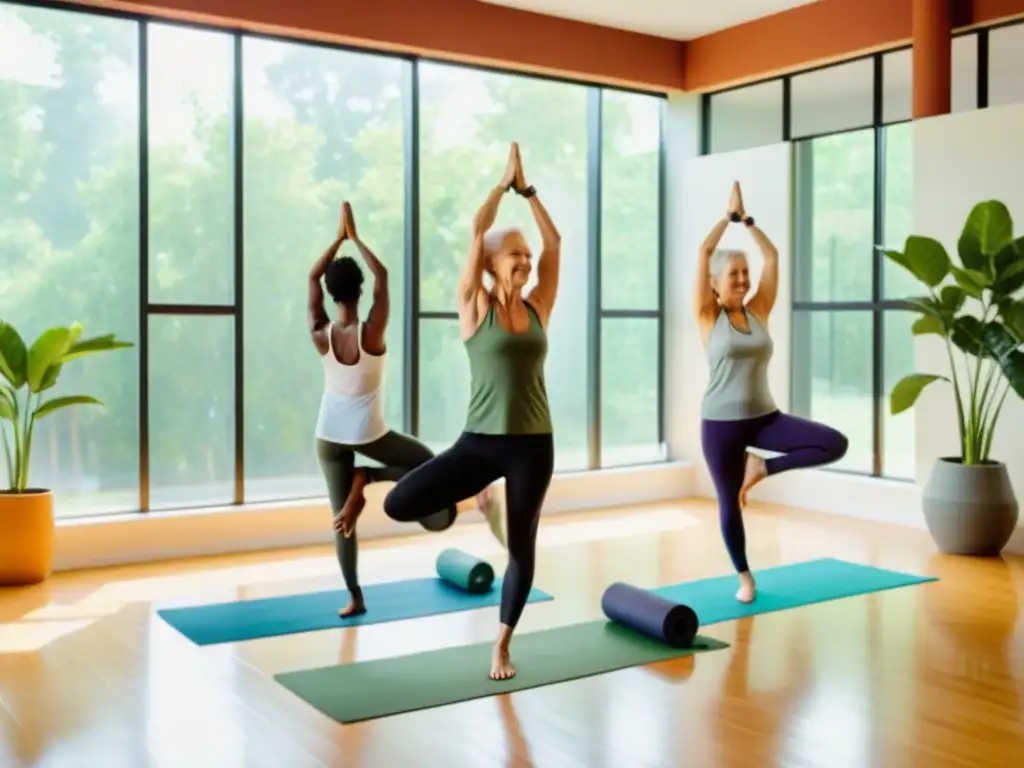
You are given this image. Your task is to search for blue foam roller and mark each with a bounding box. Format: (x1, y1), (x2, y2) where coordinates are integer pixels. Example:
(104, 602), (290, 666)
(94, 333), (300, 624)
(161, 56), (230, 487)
(601, 582), (699, 648)
(436, 548), (495, 594)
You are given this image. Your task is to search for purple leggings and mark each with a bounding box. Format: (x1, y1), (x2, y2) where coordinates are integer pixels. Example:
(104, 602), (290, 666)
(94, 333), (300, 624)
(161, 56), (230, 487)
(701, 410), (848, 573)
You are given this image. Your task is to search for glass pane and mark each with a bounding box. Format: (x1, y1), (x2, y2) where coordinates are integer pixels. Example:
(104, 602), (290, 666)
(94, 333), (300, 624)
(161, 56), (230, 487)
(147, 24), (234, 305)
(601, 90), (660, 310)
(990, 23), (1024, 108)
(417, 319), (470, 451)
(241, 39), (408, 502)
(148, 315), (234, 509)
(881, 122), (918, 299)
(790, 58), (874, 139)
(0, 4), (140, 517)
(882, 310), (915, 480)
(418, 62), (590, 468)
(793, 130), (875, 303)
(600, 318), (664, 467)
(790, 310), (872, 474)
(882, 35), (979, 123)
(709, 80), (783, 153)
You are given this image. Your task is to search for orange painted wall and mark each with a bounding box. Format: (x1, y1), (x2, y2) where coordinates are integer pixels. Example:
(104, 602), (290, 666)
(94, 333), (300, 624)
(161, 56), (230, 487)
(684, 0), (1024, 92)
(69, 0), (686, 91)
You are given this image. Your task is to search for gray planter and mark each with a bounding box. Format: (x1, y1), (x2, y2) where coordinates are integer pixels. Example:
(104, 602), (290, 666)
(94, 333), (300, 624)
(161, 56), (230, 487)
(922, 457), (1019, 556)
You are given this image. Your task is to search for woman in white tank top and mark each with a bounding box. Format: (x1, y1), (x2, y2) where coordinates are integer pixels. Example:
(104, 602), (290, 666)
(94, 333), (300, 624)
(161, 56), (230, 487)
(308, 203), (504, 618)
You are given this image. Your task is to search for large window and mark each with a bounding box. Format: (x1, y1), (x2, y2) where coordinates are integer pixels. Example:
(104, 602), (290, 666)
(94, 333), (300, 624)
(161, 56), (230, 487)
(0, 2), (666, 518)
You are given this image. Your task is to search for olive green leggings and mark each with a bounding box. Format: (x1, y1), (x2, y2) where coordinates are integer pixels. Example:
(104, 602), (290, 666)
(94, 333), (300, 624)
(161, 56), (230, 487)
(316, 431), (457, 598)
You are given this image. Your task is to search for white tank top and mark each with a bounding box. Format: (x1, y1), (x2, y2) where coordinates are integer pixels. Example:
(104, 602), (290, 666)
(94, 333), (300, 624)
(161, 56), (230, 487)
(314, 323), (388, 445)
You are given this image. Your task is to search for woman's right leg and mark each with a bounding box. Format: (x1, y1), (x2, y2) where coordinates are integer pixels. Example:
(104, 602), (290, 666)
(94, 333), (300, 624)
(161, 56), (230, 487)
(383, 433), (501, 526)
(701, 418), (758, 602)
(315, 439), (364, 617)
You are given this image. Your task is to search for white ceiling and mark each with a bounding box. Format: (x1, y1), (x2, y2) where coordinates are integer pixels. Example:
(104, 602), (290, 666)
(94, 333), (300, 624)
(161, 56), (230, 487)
(477, 0), (822, 40)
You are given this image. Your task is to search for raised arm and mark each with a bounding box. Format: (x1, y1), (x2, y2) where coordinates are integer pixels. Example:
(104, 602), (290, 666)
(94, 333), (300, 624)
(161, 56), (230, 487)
(458, 143), (519, 337)
(744, 220), (779, 323)
(694, 217), (729, 322)
(521, 157), (561, 328)
(342, 203), (389, 351)
(308, 208), (346, 353)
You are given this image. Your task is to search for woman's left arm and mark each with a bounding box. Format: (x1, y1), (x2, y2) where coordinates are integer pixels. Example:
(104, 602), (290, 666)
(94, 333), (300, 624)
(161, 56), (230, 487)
(745, 222), (779, 323)
(521, 178), (561, 326)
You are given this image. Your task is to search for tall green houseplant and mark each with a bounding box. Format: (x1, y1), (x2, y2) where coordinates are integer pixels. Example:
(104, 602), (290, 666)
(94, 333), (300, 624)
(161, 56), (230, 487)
(1, 319), (132, 585)
(882, 200), (1024, 555)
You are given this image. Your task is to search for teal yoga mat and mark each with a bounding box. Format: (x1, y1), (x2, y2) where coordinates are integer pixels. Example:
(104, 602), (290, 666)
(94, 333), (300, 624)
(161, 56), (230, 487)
(274, 622), (729, 724)
(652, 557), (937, 625)
(273, 557), (934, 723)
(158, 578), (552, 646)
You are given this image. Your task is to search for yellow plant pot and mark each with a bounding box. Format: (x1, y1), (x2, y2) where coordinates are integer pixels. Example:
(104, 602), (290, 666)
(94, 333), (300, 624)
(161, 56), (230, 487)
(0, 489), (55, 586)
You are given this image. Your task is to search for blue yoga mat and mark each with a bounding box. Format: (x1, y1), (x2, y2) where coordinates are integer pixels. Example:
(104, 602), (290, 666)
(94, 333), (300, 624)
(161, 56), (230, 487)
(652, 557), (937, 625)
(158, 578), (553, 646)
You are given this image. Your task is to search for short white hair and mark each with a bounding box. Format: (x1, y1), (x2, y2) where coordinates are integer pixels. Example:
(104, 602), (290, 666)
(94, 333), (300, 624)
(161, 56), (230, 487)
(710, 248), (747, 279)
(482, 226), (525, 258)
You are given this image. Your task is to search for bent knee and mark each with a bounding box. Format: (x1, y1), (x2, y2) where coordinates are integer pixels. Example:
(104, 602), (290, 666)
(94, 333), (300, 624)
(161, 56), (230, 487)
(383, 484), (412, 521)
(827, 430), (849, 461)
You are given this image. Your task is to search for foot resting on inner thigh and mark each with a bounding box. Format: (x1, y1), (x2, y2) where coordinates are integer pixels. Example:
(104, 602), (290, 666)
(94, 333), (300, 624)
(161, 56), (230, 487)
(490, 625), (516, 680)
(738, 452), (767, 508)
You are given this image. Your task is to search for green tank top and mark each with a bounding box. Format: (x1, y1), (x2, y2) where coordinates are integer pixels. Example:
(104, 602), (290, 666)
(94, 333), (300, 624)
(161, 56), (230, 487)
(464, 301), (553, 435)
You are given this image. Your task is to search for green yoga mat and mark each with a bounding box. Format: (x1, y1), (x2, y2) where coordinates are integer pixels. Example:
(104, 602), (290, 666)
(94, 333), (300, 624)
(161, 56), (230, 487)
(275, 622), (728, 724)
(274, 557), (935, 724)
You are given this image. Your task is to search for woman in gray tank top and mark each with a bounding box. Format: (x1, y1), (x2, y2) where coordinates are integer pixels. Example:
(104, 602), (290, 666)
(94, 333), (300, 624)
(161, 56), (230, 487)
(694, 182), (849, 604)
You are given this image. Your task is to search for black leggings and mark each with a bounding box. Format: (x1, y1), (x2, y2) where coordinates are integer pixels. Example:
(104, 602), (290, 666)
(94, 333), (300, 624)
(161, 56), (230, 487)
(317, 432), (457, 598)
(383, 431), (555, 628)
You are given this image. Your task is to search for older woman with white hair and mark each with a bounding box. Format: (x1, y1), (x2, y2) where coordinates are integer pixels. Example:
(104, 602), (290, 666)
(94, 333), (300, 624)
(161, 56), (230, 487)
(384, 142), (560, 681)
(694, 182), (848, 605)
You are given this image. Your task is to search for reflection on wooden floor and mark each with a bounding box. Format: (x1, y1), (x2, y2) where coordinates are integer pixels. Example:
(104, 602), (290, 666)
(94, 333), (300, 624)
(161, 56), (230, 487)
(1, 499), (1023, 767)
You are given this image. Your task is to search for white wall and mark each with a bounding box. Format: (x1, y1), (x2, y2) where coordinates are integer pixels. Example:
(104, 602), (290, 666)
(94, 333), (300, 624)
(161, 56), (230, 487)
(912, 103), (1024, 552)
(668, 139), (793, 496)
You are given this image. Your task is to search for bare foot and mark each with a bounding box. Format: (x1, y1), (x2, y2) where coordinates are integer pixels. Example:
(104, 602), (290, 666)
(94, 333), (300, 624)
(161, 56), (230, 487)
(490, 643), (516, 680)
(735, 572), (756, 603)
(339, 597), (366, 618)
(335, 469), (368, 538)
(477, 486), (506, 548)
(738, 452), (767, 508)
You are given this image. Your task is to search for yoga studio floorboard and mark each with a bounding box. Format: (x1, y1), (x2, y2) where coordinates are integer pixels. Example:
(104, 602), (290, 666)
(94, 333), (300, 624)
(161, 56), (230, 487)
(1, 500), (1022, 768)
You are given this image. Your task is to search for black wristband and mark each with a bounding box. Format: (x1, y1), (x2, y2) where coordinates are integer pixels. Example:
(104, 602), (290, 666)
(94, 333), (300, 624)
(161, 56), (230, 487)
(518, 185), (537, 199)
(744, 216), (755, 227)
(729, 211), (741, 223)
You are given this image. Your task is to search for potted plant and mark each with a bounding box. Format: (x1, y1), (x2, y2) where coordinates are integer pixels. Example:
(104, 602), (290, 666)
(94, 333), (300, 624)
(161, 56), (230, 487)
(1, 320), (132, 585)
(883, 200), (1024, 556)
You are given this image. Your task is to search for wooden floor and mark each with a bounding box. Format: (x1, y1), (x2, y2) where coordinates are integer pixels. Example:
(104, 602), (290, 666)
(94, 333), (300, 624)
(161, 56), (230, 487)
(1, 500), (1023, 768)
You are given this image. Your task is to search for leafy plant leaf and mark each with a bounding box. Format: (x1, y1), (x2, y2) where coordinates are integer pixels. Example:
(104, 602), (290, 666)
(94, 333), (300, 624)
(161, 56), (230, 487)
(982, 323), (1024, 399)
(949, 265), (986, 299)
(912, 315), (944, 336)
(0, 321), (28, 388)
(0, 397), (13, 421)
(903, 236), (951, 287)
(61, 334), (134, 363)
(939, 285), (966, 313)
(902, 296), (944, 318)
(891, 373), (948, 415)
(27, 327), (73, 393)
(1002, 299), (1024, 342)
(33, 395), (103, 420)
(950, 315), (987, 357)
(959, 200), (1014, 267)
(992, 238), (1024, 297)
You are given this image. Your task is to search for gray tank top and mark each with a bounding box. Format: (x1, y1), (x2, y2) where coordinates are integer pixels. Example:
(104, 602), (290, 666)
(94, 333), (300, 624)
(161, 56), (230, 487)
(701, 308), (777, 421)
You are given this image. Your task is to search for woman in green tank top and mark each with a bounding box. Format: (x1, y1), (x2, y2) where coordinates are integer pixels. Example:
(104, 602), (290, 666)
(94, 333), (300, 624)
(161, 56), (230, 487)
(384, 143), (561, 682)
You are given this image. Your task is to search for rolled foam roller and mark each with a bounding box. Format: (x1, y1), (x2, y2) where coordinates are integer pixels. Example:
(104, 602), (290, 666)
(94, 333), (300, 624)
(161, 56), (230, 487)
(435, 548), (495, 594)
(600, 582), (699, 648)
